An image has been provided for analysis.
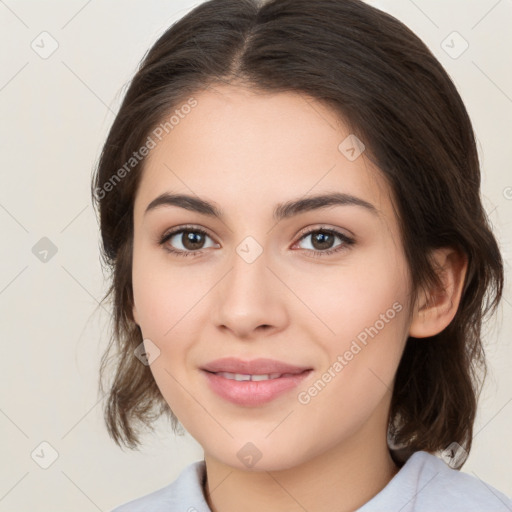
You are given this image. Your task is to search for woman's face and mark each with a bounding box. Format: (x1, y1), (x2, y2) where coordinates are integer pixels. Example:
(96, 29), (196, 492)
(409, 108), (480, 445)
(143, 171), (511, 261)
(131, 84), (413, 471)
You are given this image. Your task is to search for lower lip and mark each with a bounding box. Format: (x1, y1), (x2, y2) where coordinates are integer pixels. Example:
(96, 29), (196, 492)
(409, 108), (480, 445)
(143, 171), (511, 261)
(202, 370), (312, 406)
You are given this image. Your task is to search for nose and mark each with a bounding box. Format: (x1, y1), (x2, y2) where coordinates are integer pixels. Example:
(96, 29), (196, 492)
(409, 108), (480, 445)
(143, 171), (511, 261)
(211, 241), (288, 339)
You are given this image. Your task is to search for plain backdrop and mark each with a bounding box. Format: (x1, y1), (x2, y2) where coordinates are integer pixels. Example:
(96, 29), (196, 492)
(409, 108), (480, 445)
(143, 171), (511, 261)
(0, 0), (511, 510)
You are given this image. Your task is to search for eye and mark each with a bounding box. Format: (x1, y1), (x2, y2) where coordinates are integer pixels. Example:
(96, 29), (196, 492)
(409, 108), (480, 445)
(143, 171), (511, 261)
(294, 227), (355, 258)
(159, 225), (218, 257)
(158, 225), (355, 258)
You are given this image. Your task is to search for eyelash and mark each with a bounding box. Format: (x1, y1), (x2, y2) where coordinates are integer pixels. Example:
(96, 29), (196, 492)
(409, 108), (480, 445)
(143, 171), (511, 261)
(158, 224), (355, 259)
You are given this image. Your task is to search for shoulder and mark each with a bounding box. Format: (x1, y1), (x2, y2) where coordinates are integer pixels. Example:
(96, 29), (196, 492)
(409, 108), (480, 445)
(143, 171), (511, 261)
(359, 451), (512, 512)
(411, 451), (511, 510)
(110, 460), (211, 512)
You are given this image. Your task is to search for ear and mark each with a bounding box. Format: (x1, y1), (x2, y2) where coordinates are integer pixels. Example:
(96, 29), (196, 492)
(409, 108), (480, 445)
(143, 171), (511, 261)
(409, 247), (468, 338)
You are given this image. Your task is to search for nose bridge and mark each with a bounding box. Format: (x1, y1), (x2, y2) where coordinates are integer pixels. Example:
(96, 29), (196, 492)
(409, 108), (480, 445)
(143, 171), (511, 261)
(212, 234), (287, 335)
(225, 235), (272, 301)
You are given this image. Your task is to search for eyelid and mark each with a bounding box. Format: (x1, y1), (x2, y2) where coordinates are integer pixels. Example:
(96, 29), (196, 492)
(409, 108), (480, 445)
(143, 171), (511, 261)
(295, 223), (355, 241)
(159, 223), (216, 242)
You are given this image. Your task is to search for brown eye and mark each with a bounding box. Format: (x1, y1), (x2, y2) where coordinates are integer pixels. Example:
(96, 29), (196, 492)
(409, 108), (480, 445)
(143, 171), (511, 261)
(295, 228), (355, 258)
(178, 230), (206, 250)
(310, 231), (336, 250)
(159, 226), (218, 257)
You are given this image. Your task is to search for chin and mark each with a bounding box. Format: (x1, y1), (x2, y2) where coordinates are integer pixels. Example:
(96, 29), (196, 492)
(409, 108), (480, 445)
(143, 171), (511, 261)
(203, 437), (312, 473)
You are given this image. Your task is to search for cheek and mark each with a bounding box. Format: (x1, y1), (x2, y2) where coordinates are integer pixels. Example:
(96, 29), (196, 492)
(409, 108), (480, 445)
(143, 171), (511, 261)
(294, 304), (407, 450)
(132, 244), (209, 340)
(131, 249), (215, 414)
(132, 254), (205, 423)
(293, 246), (410, 402)
(290, 243), (409, 346)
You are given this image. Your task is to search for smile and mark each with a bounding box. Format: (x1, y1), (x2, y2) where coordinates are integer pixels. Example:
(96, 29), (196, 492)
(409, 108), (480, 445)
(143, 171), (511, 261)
(203, 369), (312, 406)
(215, 372), (297, 381)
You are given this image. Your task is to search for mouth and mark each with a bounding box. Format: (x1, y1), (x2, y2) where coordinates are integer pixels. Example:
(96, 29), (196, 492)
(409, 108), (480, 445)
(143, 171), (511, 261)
(210, 371), (304, 381)
(201, 357), (311, 375)
(200, 358), (313, 406)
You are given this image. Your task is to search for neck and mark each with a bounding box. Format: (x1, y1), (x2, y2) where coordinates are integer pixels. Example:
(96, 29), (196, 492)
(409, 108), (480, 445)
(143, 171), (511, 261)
(203, 421), (399, 512)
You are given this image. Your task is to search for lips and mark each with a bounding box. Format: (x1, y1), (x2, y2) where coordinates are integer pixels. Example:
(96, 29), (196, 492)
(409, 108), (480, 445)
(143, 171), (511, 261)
(201, 357), (313, 406)
(201, 357), (311, 375)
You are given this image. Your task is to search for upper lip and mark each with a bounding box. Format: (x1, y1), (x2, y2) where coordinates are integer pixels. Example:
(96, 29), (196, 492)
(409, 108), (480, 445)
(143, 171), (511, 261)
(201, 357), (311, 375)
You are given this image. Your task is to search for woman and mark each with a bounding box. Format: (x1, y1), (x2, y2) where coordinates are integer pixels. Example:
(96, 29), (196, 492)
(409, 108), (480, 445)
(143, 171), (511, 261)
(92, 0), (511, 510)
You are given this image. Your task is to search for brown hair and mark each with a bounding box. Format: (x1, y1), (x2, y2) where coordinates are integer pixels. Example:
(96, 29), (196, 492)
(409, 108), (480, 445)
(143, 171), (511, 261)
(91, 0), (503, 465)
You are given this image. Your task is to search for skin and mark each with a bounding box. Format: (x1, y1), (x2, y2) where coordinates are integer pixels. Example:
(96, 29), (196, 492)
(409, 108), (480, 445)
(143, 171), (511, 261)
(131, 84), (467, 512)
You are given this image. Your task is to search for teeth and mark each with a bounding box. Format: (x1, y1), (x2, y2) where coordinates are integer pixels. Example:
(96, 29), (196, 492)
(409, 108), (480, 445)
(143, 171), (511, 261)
(216, 372), (284, 381)
(252, 373), (282, 381)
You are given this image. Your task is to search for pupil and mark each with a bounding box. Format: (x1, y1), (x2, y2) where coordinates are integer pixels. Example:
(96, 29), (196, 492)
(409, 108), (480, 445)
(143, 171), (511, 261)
(314, 231), (333, 250)
(184, 231), (204, 249)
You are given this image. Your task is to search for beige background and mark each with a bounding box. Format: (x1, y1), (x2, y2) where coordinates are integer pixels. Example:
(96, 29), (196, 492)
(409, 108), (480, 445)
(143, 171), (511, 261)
(0, 0), (510, 510)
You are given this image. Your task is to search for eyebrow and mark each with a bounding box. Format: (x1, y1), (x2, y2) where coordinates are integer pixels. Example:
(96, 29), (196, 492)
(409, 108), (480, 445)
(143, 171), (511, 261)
(144, 191), (379, 222)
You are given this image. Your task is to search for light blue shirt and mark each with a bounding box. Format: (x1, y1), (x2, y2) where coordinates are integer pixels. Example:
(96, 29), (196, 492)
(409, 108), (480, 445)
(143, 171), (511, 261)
(111, 451), (512, 511)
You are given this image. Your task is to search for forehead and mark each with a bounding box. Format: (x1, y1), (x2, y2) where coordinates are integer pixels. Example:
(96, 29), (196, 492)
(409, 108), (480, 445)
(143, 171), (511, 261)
(133, 84), (394, 226)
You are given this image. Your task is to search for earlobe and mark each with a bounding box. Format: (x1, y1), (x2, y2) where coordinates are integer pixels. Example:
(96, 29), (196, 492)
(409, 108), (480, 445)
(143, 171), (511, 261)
(132, 304), (139, 325)
(408, 247), (468, 338)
